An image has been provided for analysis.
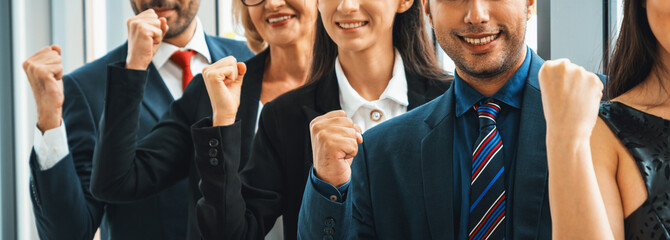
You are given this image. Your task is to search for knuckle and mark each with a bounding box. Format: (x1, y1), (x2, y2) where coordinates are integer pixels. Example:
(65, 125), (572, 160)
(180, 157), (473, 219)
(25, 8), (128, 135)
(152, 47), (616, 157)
(22, 60), (31, 70)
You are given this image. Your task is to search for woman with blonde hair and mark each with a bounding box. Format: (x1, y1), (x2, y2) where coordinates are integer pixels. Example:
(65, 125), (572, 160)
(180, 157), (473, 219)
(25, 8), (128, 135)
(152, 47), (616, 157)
(89, 0), (318, 239)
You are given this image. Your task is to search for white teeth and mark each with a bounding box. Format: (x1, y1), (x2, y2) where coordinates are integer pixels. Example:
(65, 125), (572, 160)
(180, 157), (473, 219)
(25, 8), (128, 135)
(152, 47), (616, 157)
(267, 15), (292, 23)
(463, 34), (499, 46)
(337, 22), (367, 29)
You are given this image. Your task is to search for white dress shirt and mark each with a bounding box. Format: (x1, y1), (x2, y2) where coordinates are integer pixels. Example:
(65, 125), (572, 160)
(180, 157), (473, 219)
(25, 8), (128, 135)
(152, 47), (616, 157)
(33, 18), (211, 170)
(335, 49), (408, 132)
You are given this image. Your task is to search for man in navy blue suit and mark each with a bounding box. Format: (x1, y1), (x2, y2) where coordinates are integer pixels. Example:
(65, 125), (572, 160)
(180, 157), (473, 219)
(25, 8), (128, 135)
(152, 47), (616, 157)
(21, 0), (253, 239)
(299, 0), (554, 239)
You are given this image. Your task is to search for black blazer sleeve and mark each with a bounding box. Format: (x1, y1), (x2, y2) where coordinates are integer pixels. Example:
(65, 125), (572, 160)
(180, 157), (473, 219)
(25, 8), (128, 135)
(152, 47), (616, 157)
(192, 100), (286, 240)
(90, 63), (194, 202)
(29, 75), (106, 240)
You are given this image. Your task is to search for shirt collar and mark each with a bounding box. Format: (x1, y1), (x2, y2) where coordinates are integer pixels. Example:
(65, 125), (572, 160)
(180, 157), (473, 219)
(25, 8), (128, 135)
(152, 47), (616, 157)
(152, 17), (211, 69)
(335, 49), (409, 117)
(454, 46), (532, 117)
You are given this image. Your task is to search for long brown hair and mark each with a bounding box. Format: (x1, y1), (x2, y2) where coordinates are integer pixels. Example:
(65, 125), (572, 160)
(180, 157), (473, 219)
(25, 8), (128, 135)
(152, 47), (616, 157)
(605, 0), (667, 99)
(308, 0), (450, 83)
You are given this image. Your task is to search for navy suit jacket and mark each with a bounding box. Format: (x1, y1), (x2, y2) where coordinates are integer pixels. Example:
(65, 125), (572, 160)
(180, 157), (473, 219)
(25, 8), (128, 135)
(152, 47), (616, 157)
(29, 35), (253, 240)
(298, 51), (553, 239)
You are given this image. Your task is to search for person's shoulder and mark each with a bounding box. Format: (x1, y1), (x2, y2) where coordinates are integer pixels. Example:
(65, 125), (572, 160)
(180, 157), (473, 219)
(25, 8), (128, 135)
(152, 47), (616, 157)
(263, 82), (318, 116)
(363, 95), (443, 143)
(425, 74), (453, 89)
(205, 35), (254, 61)
(424, 74), (453, 98)
(206, 35), (247, 46)
(63, 43), (128, 92)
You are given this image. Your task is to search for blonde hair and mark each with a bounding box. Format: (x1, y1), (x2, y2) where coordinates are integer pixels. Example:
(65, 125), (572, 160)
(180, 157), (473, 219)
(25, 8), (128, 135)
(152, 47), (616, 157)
(232, 0), (268, 53)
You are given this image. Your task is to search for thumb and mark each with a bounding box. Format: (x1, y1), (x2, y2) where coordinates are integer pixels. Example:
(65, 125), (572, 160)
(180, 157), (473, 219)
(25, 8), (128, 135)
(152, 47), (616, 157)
(159, 17), (168, 38)
(236, 62), (247, 81)
(353, 124), (363, 144)
(51, 45), (62, 55)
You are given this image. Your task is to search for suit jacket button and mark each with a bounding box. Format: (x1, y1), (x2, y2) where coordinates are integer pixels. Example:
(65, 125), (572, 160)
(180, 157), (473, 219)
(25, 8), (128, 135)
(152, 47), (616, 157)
(323, 236), (334, 240)
(323, 227), (334, 235)
(209, 158), (219, 166)
(208, 138), (219, 147)
(324, 217), (335, 227)
(209, 148), (218, 157)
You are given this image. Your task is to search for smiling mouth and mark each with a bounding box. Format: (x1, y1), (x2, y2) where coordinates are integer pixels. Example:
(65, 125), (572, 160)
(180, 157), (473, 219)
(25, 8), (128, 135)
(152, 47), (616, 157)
(337, 21), (369, 29)
(460, 33), (501, 46)
(267, 15), (295, 23)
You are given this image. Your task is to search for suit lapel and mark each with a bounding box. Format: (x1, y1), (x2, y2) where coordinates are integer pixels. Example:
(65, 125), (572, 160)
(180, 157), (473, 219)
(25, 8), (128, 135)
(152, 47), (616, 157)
(235, 50), (266, 165)
(236, 49), (266, 129)
(421, 86), (456, 240)
(511, 52), (549, 239)
(141, 63), (174, 120)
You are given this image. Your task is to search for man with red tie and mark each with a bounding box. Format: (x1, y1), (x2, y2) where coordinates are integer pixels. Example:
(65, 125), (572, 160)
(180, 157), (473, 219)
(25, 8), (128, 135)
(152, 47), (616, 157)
(23, 0), (253, 239)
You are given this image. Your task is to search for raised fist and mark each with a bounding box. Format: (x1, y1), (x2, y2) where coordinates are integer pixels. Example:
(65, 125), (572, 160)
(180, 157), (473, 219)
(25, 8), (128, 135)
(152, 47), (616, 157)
(539, 59), (603, 139)
(310, 110), (363, 187)
(22, 45), (64, 133)
(125, 9), (168, 70)
(202, 56), (247, 126)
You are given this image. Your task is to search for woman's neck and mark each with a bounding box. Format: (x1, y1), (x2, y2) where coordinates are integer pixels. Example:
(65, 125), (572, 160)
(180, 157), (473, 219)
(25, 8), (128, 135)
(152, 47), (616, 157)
(337, 40), (396, 101)
(615, 47), (670, 114)
(265, 39), (313, 85)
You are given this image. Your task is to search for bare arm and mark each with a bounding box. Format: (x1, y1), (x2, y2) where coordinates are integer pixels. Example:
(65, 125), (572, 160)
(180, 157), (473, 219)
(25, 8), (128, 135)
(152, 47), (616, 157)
(539, 59), (616, 239)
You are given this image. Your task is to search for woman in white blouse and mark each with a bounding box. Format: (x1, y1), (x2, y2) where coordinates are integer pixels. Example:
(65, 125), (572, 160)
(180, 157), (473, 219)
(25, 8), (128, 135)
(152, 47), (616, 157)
(195, 0), (452, 238)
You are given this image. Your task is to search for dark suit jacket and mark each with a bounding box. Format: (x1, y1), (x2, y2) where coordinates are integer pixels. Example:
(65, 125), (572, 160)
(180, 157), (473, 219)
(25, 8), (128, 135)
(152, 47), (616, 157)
(298, 51), (553, 239)
(90, 47), (261, 239)
(29, 36), (253, 240)
(190, 68), (451, 239)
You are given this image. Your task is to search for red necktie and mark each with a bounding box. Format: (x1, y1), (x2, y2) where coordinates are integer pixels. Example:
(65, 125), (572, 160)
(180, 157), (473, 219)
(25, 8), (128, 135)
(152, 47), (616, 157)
(169, 49), (197, 90)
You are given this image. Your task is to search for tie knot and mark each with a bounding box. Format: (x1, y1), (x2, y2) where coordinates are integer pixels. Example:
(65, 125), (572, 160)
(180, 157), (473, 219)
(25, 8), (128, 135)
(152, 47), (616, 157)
(170, 49), (196, 69)
(475, 100), (501, 122)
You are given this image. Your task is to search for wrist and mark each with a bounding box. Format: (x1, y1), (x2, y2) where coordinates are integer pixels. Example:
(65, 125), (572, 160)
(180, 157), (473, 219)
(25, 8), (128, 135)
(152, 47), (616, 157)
(546, 128), (591, 143)
(36, 112), (62, 133)
(125, 56), (150, 70)
(315, 169), (349, 188)
(212, 113), (236, 127)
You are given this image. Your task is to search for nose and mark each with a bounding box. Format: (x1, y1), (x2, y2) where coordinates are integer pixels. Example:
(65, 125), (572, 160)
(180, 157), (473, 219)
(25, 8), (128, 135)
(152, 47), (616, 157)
(464, 0), (490, 24)
(265, 0), (286, 11)
(338, 0), (359, 14)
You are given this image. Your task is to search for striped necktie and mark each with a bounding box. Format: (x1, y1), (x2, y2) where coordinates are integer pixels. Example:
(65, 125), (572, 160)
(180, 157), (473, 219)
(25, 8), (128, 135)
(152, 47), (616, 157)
(468, 100), (506, 240)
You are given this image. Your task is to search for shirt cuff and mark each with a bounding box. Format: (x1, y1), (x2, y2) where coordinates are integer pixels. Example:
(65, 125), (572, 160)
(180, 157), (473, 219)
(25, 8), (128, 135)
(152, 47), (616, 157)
(33, 120), (70, 170)
(310, 167), (350, 202)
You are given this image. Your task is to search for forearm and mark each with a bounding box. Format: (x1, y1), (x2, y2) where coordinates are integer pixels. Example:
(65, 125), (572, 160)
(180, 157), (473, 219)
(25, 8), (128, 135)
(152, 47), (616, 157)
(30, 152), (104, 240)
(193, 117), (277, 239)
(547, 131), (614, 240)
(90, 62), (148, 201)
(91, 63), (189, 202)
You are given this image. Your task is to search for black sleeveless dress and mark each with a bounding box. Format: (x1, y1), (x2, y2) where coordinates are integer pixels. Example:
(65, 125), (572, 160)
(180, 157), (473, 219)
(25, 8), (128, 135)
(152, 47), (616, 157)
(599, 101), (670, 240)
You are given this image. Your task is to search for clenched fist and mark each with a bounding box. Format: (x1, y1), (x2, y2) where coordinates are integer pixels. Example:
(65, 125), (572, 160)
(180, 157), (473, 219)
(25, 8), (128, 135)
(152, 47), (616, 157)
(203, 56), (247, 126)
(22, 45), (64, 133)
(126, 9), (168, 70)
(310, 110), (364, 187)
(538, 59), (603, 140)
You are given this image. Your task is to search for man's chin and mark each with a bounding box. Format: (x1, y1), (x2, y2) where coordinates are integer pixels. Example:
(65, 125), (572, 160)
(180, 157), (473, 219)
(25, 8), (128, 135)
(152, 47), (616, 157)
(460, 64), (506, 79)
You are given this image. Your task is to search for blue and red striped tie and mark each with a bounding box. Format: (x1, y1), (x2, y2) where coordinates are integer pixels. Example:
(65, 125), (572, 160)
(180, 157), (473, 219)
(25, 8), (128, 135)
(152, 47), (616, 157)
(468, 100), (506, 240)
